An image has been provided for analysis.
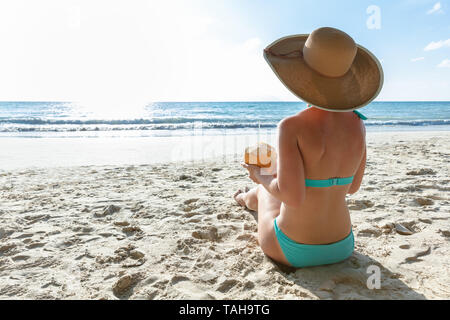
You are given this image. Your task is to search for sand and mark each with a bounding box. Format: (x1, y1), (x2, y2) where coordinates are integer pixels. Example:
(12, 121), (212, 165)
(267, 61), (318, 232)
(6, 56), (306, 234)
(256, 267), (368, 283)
(0, 131), (449, 300)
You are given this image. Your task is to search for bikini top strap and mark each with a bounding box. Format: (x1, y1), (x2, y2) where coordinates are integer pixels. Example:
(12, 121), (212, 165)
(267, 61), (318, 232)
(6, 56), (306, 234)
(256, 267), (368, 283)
(307, 104), (368, 120)
(352, 110), (368, 120)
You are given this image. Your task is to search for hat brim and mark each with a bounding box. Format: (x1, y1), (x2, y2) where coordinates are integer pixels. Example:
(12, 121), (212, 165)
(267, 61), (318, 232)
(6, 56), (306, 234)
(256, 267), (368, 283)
(264, 34), (384, 112)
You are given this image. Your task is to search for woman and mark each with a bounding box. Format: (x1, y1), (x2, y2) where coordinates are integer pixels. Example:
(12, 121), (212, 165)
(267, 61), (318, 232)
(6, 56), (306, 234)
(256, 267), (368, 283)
(234, 27), (383, 268)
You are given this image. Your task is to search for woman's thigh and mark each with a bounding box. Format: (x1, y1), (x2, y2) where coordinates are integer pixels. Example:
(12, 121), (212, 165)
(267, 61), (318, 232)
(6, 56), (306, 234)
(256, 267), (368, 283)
(256, 185), (291, 266)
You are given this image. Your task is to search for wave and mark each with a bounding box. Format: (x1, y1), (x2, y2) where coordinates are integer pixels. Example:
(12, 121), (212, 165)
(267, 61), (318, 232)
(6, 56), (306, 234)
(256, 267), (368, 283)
(0, 122), (278, 132)
(0, 117), (248, 125)
(365, 119), (450, 126)
(0, 119), (449, 132)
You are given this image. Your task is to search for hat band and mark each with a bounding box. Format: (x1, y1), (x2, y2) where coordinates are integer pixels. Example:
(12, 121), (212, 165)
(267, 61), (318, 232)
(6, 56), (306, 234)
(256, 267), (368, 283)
(265, 48), (349, 79)
(264, 48), (302, 58)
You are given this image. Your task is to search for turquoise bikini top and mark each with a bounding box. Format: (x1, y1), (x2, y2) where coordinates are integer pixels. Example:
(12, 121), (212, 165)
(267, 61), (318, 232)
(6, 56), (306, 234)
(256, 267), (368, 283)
(305, 110), (367, 188)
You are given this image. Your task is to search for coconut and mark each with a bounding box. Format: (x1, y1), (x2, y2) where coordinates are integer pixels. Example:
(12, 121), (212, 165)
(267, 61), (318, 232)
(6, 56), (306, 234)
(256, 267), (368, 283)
(244, 142), (277, 168)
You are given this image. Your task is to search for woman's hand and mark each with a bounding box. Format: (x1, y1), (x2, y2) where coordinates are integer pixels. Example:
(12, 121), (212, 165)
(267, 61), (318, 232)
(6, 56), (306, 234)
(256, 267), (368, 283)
(241, 163), (262, 184)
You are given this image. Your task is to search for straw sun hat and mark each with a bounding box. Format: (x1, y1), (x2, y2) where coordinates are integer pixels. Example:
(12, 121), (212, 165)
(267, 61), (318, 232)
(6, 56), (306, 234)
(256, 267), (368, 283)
(264, 27), (384, 111)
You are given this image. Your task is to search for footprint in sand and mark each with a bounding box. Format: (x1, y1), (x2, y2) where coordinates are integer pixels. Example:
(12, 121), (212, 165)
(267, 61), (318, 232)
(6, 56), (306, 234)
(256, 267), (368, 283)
(192, 226), (220, 242)
(0, 228), (14, 240)
(13, 233), (33, 240)
(177, 174), (195, 182)
(347, 199), (374, 210)
(0, 243), (18, 256)
(414, 197), (434, 206)
(96, 244), (146, 268)
(184, 198), (199, 205)
(112, 273), (141, 298)
(243, 281), (255, 290)
(72, 226), (94, 234)
(217, 279), (240, 293)
(75, 250), (95, 260)
(439, 229), (450, 238)
(176, 239), (192, 255)
(24, 214), (50, 225)
(199, 272), (218, 284)
(94, 204), (121, 218)
(243, 223), (257, 232)
(170, 277), (216, 299)
(122, 226), (142, 236)
(356, 223), (383, 237)
(185, 218), (202, 224)
(403, 246), (431, 264)
(406, 168), (436, 176)
(236, 233), (258, 248)
(170, 275), (190, 285)
(395, 185), (422, 192)
(130, 203), (145, 213)
(26, 242), (46, 249)
(216, 213), (229, 220)
(11, 255), (31, 262)
(114, 221), (130, 227)
(182, 199), (202, 214)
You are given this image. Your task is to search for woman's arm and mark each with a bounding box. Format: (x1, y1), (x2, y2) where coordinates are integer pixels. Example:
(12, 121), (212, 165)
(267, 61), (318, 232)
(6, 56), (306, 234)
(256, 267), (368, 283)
(348, 124), (367, 195)
(258, 118), (306, 208)
(347, 146), (366, 194)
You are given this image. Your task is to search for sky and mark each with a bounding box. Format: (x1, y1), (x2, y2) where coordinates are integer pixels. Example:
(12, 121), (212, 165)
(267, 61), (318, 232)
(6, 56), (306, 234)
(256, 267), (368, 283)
(0, 0), (449, 103)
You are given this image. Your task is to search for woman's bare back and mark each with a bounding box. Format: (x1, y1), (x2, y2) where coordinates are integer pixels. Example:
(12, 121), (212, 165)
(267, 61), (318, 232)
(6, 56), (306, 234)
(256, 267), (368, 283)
(276, 107), (366, 245)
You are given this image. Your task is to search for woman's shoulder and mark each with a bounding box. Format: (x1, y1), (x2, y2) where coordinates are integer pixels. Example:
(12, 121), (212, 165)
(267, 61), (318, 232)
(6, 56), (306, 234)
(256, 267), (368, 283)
(279, 110), (308, 125)
(278, 112), (311, 134)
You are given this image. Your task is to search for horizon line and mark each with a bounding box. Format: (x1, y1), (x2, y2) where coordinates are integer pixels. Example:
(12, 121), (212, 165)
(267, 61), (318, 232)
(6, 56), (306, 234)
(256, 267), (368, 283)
(1, 100), (450, 103)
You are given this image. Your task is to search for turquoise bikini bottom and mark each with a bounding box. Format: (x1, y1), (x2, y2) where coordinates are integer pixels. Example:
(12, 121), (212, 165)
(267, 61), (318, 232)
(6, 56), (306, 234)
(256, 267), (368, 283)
(274, 218), (354, 268)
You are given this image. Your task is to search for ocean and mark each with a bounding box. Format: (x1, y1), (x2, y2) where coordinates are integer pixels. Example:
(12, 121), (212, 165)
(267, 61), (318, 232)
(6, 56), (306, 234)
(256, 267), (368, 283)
(0, 101), (449, 138)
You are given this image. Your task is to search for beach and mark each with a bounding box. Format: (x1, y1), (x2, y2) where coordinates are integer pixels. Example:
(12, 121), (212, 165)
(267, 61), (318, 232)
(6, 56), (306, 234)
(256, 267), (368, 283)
(0, 130), (449, 300)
